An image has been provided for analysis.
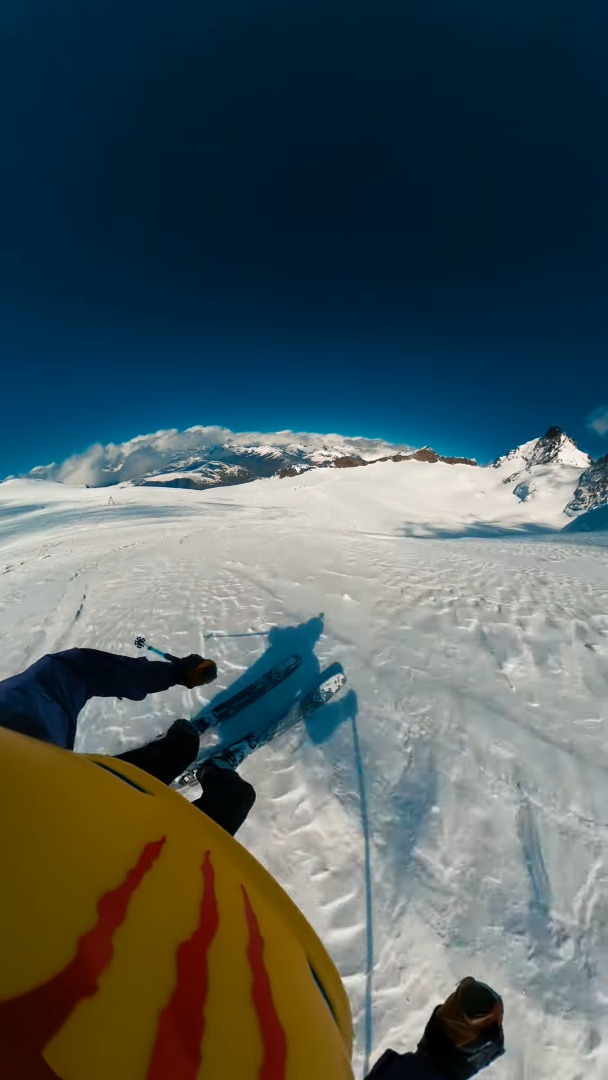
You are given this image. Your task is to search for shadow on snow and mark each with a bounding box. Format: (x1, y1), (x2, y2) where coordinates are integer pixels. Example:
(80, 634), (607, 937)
(204, 615), (349, 751)
(202, 627), (377, 1065)
(399, 521), (557, 541)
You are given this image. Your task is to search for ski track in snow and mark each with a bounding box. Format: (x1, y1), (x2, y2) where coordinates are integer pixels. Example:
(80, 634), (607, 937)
(1, 476), (608, 1078)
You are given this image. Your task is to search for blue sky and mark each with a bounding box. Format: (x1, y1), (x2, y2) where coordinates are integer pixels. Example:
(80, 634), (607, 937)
(1, 0), (607, 477)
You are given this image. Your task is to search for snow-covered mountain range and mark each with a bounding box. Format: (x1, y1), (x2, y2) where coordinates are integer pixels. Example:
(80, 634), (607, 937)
(8, 424), (608, 525)
(12, 427), (416, 490)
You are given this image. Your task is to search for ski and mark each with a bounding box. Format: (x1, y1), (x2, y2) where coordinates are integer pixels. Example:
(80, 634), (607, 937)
(179, 663), (346, 783)
(190, 652), (302, 733)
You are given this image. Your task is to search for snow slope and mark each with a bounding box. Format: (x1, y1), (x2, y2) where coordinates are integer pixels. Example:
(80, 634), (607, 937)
(1, 469), (608, 1079)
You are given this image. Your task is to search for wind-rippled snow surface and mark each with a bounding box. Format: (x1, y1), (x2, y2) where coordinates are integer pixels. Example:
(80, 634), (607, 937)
(1, 467), (608, 1079)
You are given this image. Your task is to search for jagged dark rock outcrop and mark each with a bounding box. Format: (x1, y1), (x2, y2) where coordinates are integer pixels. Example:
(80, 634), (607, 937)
(566, 453), (608, 515)
(410, 447), (440, 463)
(527, 427), (573, 467)
(332, 456), (368, 469)
(277, 465), (313, 479)
(439, 455), (477, 467)
(402, 447), (477, 466)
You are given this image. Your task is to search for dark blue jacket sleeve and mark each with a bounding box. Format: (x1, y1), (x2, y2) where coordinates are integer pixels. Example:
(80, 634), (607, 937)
(0, 648), (181, 750)
(55, 648), (180, 699)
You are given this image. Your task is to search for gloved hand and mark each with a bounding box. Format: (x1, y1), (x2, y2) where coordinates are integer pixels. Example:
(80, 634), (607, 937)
(417, 978), (504, 1079)
(175, 654), (218, 688)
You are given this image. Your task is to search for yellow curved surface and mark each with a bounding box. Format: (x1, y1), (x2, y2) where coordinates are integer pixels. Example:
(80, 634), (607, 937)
(0, 727), (354, 1079)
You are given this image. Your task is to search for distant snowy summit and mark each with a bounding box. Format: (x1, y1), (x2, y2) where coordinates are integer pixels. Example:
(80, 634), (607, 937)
(489, 425), (608, 522)
(492, 425), (591, 473)
(7, 423), (608, 523)
(489, 425), (606, 518)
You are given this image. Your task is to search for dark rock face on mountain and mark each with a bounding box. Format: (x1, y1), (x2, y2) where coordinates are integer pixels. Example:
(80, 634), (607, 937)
(438, 455), (477, 466)
(527, 427), (576, 467)
(566, 453), (608, 515)
(333, 456), (368, 468)
(403, 447), (477, 466)
(276, 464), (313, 479)
(410, 447), (440, 463)
(140, 466), (257, 490)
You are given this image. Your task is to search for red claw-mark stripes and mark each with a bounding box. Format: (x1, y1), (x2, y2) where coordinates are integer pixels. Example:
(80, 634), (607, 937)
(242, 885), (288, 1080)
(1, 840), (290, 1080)
(147, 850), (219, 1080)
(0, 837), (166, 1079)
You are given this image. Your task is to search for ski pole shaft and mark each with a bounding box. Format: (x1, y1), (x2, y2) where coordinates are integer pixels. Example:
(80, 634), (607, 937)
(149, 645), (180, 663)
(134, 637), (180, 664)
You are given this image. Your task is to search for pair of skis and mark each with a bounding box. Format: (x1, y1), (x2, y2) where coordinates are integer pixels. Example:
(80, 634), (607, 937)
(178, 654), (346, 784)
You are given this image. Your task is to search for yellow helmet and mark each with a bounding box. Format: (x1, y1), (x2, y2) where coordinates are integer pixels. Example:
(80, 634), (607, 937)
(0, 727), (353, 1079)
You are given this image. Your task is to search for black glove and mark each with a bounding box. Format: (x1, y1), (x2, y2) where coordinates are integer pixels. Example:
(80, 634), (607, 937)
(175, 654), (218, 688)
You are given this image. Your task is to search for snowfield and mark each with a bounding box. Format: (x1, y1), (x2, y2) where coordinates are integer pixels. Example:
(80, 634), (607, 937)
(1, 460), (608, 1080)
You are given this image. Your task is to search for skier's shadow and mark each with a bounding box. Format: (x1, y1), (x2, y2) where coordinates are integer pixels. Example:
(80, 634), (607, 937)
(203, 614), (331, 749)
(202, 619), (371, 1056)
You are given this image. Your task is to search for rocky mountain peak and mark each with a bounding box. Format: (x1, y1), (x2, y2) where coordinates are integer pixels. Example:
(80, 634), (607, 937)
(526, 427), (590, 468)
(493, 428), (591, 472)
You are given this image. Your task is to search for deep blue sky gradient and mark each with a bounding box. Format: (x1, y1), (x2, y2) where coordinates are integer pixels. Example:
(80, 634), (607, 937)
(1, 0), (607, 474)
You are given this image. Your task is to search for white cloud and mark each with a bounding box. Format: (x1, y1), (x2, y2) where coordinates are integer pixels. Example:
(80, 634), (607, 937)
(586, 406), (608, 437)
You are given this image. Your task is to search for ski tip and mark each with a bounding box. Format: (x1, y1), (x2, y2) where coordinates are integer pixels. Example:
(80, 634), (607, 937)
(317, 671), (347, 695)
(304, 670), (347, 709)
(316, 661), (345, 682)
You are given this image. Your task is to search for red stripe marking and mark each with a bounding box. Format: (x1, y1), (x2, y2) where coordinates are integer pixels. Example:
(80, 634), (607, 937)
(242, 886), (288, 1080)
(0, 837), (165, 1079)
(147, 850), (219, 1080)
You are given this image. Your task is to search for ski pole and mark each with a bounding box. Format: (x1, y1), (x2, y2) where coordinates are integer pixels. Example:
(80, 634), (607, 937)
(134, 636), (180, 664)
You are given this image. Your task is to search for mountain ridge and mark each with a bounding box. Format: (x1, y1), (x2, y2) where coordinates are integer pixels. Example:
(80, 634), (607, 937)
(5, 424), (607, 520)
(10, 427), (415, 490)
